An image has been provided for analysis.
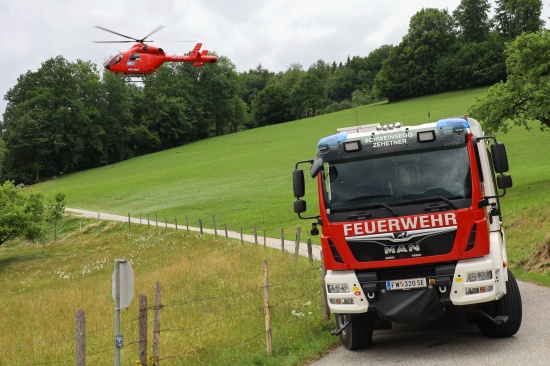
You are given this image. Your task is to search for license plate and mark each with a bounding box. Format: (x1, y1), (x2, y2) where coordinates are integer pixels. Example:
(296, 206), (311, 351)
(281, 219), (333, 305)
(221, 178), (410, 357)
(386, 278), (427, 291)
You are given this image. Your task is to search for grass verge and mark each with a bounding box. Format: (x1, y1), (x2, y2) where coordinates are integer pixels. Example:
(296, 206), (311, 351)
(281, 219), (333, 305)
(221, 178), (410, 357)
(0, 217), (338, 365)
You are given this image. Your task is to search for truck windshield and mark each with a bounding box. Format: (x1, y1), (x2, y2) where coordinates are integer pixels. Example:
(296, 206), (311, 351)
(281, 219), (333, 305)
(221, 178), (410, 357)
(323, 145), (471, 212)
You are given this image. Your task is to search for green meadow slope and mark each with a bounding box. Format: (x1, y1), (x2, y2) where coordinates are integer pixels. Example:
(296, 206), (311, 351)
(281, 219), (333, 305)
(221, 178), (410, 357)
(32, 87), (550, 280)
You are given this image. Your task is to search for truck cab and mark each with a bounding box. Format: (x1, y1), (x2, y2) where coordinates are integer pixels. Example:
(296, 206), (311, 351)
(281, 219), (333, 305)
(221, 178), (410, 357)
(293, 117), (521, 350)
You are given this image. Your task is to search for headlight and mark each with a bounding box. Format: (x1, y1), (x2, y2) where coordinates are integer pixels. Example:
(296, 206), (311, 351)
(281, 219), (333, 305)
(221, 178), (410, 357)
(467, 270), (492, 282)
(327, 284), (350, 293)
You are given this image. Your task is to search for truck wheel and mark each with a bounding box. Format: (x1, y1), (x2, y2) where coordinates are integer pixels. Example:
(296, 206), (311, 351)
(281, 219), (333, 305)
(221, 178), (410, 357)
(336, 313), (373, 350)
(476, 268), (522, 338)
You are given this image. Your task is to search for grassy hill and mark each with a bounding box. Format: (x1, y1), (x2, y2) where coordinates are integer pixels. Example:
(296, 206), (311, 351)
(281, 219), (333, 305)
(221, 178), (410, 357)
(29, 88), (494, 236)
(31, 87), (550, 279)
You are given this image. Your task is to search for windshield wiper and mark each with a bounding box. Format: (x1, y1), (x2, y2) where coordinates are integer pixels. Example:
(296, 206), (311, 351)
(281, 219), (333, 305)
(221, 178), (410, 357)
(397, 196), (458, 210)
(351, 202), (399, 217)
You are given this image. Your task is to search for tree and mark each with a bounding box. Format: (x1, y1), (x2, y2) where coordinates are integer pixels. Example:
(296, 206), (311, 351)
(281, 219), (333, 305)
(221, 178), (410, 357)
(375, 8), (456, 101)
(97, 72), (135, 165)
(494, 0), (545, 40)
(0, 181), (46, 245)
(238, 64), (275, 107)
(359, 45), (393, 92)
(251, 79), (292, 126)
(453, 0), (491, 42)
(289, 60), (330, 118)
(187, 56), (243, 136)
(228, 96), (248, 133)
(327, 45), (392, 103)
(47, 193), (66, 225)
(327, 65), (356, 102)
(469, 30), (550, 133)
(434, 32), (506, 90)
(2, 57), (102, 182)
(0, 132), (6, 178)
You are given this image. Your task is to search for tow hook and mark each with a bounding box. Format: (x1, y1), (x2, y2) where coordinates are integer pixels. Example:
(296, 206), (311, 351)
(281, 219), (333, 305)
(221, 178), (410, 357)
(331, 319), (350, 336)
(477, 309), (509, 325)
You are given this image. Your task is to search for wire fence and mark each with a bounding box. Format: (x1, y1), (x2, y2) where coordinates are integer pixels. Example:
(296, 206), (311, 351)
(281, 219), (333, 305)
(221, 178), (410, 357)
(0, 213), (329, 366)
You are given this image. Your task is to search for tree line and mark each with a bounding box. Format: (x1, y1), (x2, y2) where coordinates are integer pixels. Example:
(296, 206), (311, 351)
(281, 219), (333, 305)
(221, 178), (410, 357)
(0, 0), (546, 184)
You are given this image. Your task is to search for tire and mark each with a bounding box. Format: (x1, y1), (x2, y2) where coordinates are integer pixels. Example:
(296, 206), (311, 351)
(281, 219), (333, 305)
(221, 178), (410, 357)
(476, 268), (522, 338)
(335, 313), (373, 350)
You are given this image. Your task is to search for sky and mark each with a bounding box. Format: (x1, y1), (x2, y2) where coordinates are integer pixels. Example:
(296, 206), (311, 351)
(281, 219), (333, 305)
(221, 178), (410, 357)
(1, 0), (549, 118)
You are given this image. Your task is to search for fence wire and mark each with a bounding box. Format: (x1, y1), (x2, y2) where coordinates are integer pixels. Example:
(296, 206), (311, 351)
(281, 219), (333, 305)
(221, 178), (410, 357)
(2, 217), (326, 365)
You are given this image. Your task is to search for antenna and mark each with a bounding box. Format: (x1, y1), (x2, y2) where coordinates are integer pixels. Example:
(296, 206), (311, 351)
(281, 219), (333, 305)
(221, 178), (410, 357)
(425, 85), (431, 122)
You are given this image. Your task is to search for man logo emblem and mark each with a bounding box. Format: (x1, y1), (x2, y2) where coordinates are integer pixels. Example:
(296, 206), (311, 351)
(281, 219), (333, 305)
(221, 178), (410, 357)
(393, 232), (407, 240)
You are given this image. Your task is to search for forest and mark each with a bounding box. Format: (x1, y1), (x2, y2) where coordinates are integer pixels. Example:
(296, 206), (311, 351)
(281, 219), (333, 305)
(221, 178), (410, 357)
(0, 0), (546, 183)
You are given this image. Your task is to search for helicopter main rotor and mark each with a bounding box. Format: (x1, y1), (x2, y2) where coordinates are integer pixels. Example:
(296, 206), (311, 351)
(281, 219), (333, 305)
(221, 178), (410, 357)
(93, 25), (166, 44)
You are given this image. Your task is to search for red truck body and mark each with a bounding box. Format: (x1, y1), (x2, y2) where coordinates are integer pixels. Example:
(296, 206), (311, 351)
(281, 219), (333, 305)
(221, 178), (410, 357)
(293, 117), (522, 350)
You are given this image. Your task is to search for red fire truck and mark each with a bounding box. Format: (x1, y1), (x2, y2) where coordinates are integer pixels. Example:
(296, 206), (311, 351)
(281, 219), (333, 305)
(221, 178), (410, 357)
(293, 117), (522, 350)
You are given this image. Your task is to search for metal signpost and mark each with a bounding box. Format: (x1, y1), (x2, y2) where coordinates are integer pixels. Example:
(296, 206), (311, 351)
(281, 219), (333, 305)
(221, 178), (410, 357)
(112, 259), (134, 366)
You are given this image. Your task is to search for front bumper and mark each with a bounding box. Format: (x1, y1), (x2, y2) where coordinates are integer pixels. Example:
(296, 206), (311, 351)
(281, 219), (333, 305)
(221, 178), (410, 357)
(325, 257), (503, 321)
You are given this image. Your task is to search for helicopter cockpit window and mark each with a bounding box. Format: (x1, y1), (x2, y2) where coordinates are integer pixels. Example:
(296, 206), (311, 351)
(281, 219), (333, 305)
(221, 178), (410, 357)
(129, 54), (141, 61)
(106, 54), (123, 66)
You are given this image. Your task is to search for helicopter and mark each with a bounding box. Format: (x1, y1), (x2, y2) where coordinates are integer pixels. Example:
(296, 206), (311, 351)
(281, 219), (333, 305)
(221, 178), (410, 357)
(94, 25), (218, 79)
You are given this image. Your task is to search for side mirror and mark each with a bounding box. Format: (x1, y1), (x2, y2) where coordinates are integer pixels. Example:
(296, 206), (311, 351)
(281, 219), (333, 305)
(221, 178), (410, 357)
(310, 158), (324, 178)
(294, 199), (306, 214)
(293, 169), (305, 198)
(293, 159), (321, 220)
(497, 174), (512, 190)
(491, 142), (509, 173)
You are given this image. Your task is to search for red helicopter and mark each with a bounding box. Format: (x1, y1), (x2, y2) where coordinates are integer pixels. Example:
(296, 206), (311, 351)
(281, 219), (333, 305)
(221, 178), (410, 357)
(94, 25), (218, 78)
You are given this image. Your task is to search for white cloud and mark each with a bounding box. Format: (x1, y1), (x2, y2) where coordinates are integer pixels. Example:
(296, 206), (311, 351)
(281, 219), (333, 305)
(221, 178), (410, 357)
(1, 0), (549, 116)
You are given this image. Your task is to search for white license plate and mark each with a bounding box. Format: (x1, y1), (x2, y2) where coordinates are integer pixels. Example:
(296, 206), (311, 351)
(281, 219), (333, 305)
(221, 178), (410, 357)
(386, 278), (427, 291)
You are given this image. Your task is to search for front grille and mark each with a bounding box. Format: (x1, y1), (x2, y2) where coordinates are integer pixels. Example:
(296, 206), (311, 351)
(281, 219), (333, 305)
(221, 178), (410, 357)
(346, 228), (456, 262)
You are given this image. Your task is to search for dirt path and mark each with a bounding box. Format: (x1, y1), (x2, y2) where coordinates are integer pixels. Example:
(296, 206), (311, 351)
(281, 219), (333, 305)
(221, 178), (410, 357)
(65, 207), (321, 260)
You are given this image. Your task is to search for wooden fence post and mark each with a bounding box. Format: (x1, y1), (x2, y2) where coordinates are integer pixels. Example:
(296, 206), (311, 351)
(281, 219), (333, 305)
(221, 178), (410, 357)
(294, 228), (301, 258)
(153, 282), (161, 366)
(186, 216), (189, 232)
(175, 217), (178, 230)
(140, 212), (142, 225)
(307, 238), (313, 262)
(147, 213), (150, 227)
(254, 225), (258, 244)
(165, 217), (167, 230)
(263, 260), (273, 356)
(75, 310), (86, 366)
(155, 213), (158, 228)
(128, 213), (131, 228)
(213, 215), (217, 236)
(225, 224), (228, 238)
(240, 228), (243, 244)
(139, 294), (148, 365)
(199, 219), (203, 235)
(281, 228), (285, 253)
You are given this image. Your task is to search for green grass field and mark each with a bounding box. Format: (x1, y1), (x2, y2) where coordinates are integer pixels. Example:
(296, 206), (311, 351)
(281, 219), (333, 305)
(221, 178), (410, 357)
(2, 87), (549, 365)
(0, 218), (335, 365)
(31, 87), (550, 280)
(30, 88), (496, 238)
